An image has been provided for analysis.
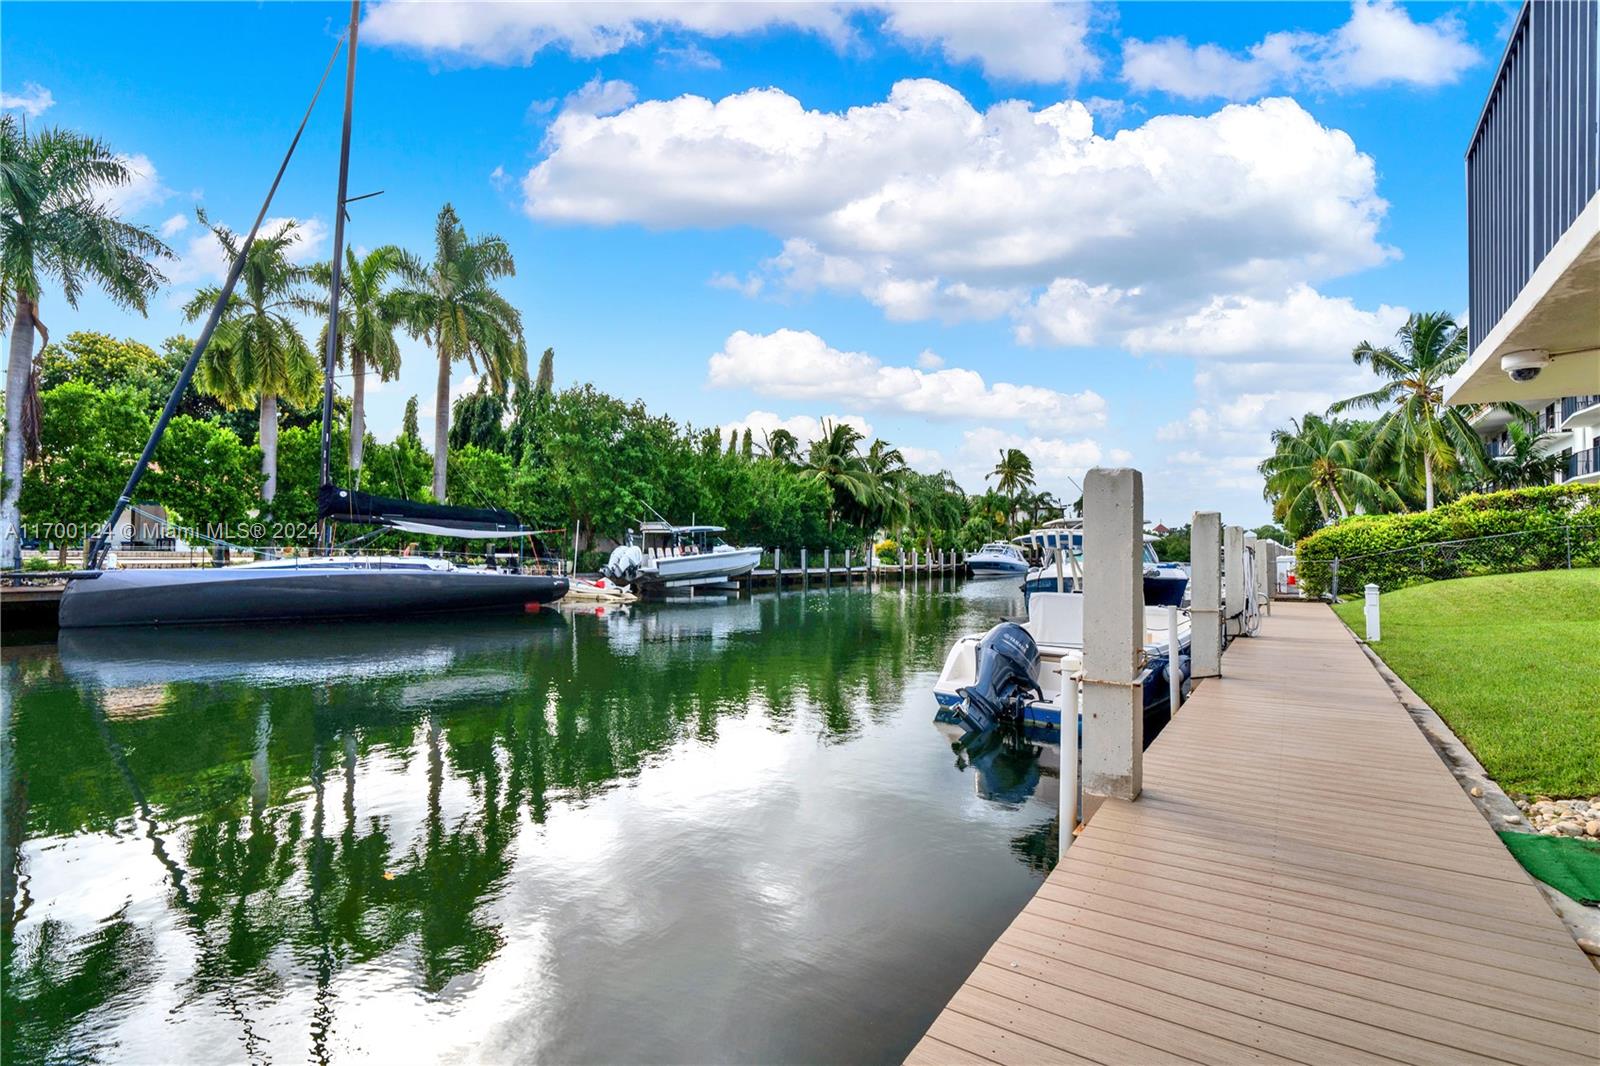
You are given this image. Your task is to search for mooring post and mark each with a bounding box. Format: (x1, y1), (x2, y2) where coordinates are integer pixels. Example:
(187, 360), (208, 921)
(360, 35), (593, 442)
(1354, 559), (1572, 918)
(1365, 583), (1381, 642)
(1082, 467), (1144, 803)
(1190, 512), (1222, 678)
(845, 548), (852, 582)
(800, 547), (808, 589)
(1253, 537), (1271, 619)
(824, 547), (831, 586)
(899, 548), (906, 581)
(1223, 525), (1246, 638)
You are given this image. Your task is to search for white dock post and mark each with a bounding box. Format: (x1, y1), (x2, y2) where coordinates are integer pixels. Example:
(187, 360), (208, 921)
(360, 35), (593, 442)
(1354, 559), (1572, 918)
(1190, 512), (1222, 678)
(899, 548), (906, 581)
(845, 548), (852, 582)
(1060, 678), (1080, 856)
(1166, 603), (1182, 714)
(774, 547), (782, 588)
(1081, 467), (1144, 802)
(800, 547), (808, 588)
(1262, 542), (1277, 615)
(1251, 535), (1270, 620)
(824, 547), (831, 586)
(1223, 524), (1245, 638)
(1364, 583), (1381, 642)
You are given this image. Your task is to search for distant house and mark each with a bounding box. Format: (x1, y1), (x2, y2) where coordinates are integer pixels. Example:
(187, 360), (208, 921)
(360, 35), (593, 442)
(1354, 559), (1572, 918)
(1445, 0), (1599, 485)
(1151, 523), (1172, 536)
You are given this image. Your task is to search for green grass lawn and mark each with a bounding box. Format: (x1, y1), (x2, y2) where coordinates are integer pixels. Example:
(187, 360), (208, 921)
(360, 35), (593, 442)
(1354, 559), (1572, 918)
(1332, 568), (1600, 798)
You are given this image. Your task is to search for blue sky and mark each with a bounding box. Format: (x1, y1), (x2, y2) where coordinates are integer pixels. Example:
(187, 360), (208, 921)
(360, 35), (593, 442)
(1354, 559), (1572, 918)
(2, 1), (1518, 524)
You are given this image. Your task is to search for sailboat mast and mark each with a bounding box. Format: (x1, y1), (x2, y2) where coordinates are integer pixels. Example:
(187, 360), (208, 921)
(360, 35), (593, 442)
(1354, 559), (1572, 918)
(319, 0), (361, 550)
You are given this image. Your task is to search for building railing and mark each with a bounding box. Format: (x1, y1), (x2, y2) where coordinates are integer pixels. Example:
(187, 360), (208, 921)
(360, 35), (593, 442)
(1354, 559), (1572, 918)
(1560, 394), (1600, 425)
(1466, 0), (1600, 354)
(1567, 442), (1600, 481)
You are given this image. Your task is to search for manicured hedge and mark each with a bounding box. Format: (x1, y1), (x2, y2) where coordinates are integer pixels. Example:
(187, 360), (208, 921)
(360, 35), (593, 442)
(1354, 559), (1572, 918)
(1295, 484), (1600, 597)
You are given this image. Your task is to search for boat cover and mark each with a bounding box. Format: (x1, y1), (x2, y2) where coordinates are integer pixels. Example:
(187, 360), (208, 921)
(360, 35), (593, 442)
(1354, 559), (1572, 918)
(319, 484), (543, 542)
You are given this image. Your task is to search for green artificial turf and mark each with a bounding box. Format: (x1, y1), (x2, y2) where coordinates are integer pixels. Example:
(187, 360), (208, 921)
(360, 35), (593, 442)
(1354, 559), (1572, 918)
(1331, 568), (1600, 798)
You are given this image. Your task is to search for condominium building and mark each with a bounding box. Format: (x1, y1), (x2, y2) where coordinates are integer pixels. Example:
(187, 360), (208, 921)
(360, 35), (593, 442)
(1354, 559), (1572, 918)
(1445, 0), (1600, 485)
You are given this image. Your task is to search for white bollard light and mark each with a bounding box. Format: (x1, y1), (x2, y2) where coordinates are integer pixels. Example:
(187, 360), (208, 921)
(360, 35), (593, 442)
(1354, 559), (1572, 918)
(1364, 583), (1381, 642)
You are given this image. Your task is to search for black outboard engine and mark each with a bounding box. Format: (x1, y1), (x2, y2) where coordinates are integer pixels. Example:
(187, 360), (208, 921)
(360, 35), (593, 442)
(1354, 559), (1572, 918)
(952, 622), (1042, 736)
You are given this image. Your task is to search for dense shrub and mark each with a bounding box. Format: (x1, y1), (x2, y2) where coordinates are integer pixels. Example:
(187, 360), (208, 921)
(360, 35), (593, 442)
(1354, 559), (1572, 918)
(1295, 485), (1600, 596)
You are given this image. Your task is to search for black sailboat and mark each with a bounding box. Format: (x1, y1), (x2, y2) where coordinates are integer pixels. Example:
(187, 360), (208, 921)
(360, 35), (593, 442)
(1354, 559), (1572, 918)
(58, 3), (566, 628)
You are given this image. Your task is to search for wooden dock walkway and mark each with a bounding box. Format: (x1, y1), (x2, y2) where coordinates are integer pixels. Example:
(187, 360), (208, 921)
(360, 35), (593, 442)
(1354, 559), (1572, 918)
(909, 600), (1600, 1065)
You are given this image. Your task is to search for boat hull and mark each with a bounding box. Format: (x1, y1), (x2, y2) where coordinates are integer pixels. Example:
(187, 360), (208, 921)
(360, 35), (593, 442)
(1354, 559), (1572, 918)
(636, 547), (762, 588)
(58, 566), (568, 628)
(967, 560), (1028, 576)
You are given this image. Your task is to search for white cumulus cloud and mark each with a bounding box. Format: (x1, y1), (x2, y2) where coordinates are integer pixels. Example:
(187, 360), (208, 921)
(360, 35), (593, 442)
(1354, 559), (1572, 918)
(708, 329), (1108, 431)
(363, 2), (1100, 83)
(526, 80), (1393, 342)
(1123, 0), (1479, 101)
(168, 216), (330, 285)
(159, 213), (190, 239)
(1, 82), (54, 117)
(955, 427), (1102, 495)
(97, 154), (172, 219)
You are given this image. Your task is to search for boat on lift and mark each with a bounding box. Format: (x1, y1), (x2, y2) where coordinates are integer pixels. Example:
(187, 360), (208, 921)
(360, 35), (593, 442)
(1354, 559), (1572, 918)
(932, 591), (1190, 746)
(599, 522), (762, 594)
(1016, 518), (1188, 607)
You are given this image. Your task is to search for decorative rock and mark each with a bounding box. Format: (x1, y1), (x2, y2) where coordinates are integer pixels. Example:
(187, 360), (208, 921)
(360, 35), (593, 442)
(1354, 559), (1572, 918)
(1557, 822), (1585, 837)
(1469, 786), (1483, 798)
(1501, 813), (1523, 824)
(1586, 821), (1600, 837)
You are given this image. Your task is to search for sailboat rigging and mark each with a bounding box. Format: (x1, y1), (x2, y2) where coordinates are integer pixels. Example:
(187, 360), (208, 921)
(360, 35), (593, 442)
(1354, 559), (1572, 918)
(59, 1), (567, 628)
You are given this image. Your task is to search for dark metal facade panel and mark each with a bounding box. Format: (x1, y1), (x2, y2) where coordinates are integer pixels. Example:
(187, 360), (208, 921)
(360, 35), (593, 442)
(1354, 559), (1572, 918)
(1467, 0), (1600, 354)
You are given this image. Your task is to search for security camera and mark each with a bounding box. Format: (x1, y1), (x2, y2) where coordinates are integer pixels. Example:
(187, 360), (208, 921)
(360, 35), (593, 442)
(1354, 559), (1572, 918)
(1501, 349), (1550, 383)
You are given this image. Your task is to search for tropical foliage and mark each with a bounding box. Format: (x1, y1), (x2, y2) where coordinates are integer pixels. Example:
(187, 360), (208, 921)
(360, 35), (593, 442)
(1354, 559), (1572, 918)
(1, 115), (171, 566)
(1260, 311), (1548, 543)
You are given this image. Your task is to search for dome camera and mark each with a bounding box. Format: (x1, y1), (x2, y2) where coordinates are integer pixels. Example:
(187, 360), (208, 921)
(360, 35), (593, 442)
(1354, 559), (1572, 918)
(1501, 349), (1551, 383)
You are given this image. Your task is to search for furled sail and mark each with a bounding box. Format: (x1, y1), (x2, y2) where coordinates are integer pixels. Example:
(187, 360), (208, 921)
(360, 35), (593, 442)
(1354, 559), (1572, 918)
(318, 484), (541, 541)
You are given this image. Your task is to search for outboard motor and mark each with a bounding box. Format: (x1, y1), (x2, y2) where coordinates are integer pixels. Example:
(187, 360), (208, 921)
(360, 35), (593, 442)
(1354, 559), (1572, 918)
(951, 622), (1042, 736)
(600, 544), (644, 585)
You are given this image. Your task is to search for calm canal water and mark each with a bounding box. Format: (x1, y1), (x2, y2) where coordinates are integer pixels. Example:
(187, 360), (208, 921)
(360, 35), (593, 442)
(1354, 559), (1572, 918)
(3, 578), (1060, 1064)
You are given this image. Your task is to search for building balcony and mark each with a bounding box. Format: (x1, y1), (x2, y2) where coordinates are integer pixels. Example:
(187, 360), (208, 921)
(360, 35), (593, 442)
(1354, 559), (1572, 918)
(1566, 441), (1600, 484)
(1558, 393), (1600, 431)
(1446, 0), (1600, 406)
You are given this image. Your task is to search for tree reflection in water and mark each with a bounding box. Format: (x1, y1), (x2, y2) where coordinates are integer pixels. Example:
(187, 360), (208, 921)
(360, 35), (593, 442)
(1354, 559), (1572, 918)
(3, 581), (1053, 1063)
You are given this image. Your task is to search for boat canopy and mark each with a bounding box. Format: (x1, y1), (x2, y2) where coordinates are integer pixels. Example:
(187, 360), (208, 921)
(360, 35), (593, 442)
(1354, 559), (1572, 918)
(318, 484), (544, 541)
(639, 521), (726, 534)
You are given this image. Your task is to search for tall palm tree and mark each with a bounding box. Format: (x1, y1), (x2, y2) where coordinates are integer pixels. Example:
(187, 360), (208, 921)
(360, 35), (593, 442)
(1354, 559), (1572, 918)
(801, 419), (875, 530)
(863, 438), (910, 531)
(395, 204), (526, 501)
(988, 447), (1035, 529)
(184, 213), (319, 503)
(309, 245), (407, 478)
(1257, 413), (1399, 539)
(761, 428), (800, 464)
(1485, 421), (1566, 490)
(0, 115), (171, 566)
(1332, 311), (1493, 510)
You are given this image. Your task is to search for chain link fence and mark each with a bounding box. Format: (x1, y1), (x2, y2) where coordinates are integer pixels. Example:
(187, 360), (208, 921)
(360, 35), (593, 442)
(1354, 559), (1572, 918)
(1296, 523), (1600, 599)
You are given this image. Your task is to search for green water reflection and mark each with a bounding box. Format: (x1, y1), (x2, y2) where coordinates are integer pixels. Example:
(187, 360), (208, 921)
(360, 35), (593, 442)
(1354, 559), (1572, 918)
(3, 580), (1058, 1064)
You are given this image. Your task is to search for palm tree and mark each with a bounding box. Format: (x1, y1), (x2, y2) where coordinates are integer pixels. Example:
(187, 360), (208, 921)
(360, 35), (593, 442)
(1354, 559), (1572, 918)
(309, 245), (407, 478)
(395, 204), (526, 501)
(761, 428), (800, 464)
(1332, 312), (1494, 510)
(0, 115), (172, 566)
(801, 419), (875, 530)
(185, 213), (319, 503)
(988, 447), (1035, 530)
(1485, 421), (1566, 490)
(1257, 413), (1399, 539)
(863, 438), (910, 529)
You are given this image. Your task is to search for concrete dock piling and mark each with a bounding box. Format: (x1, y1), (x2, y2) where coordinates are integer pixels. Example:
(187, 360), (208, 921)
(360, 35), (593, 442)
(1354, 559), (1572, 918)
(1081, 467), (1145, 803)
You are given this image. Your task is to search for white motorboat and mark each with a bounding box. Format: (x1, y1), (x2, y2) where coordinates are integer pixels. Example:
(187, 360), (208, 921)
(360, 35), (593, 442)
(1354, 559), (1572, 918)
(933, 591), (1191, 738)
(965, 541), (1028, 577)
(1017, 519), (1188, 607)
(599, 522), (762, 593)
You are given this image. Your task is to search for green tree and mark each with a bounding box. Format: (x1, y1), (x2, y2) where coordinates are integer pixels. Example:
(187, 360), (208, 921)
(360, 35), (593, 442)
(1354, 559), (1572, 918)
(310, 245), (408, 477)
(1250, 524), (1290, 544)
(402, 395), (422, 443)
(1153, 523), (1192, 562)
(1485, 421), (1566, 490)
(449, 383), (508, 454)
(1333, 311), (1494, 510)
(395, 204), (527, 501)
(184, 213), (320, 503)
(1257, 413), (1399, 539)
(801, 420), (875, 532)
(447, 445), (515, 509)
(17, 384), (150, 562)
(147, 416), (264, 544)
(36, 331), (168, 397)
(741, 428), (753, 459)
(987, 448), (1035, 530)
(761, 428), (799, 464)
(1, 115), (172, 567)
(533, 347), (554, 397)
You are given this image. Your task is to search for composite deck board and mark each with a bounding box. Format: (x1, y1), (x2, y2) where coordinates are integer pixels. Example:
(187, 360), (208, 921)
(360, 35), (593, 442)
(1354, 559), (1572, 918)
(909, 601), (1600, 1065)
